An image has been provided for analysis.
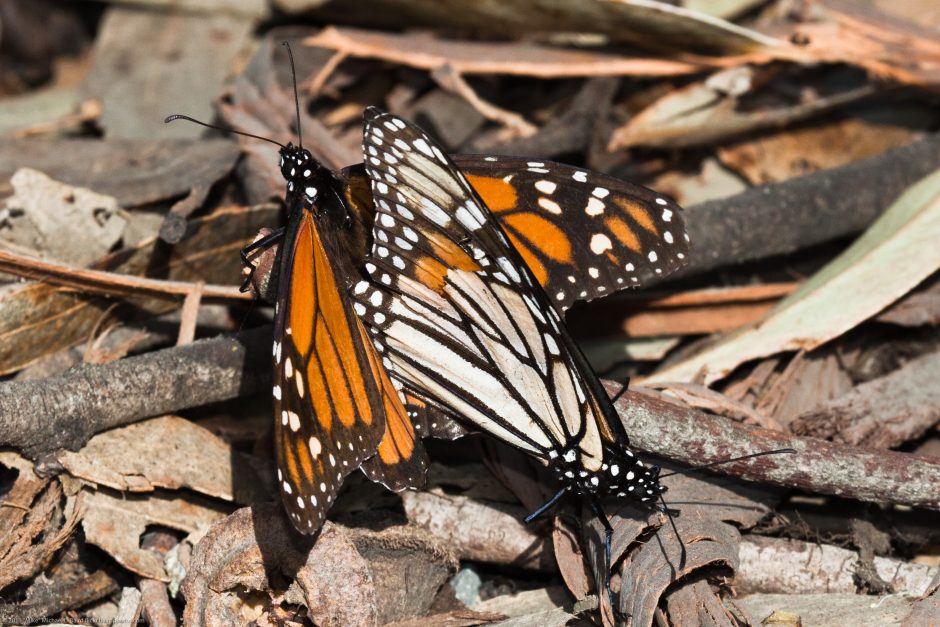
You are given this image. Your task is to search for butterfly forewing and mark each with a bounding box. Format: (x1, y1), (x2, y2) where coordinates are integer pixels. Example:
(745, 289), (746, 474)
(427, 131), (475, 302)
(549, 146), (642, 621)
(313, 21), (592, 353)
(273, 199), (388, 533)
(353, 107), (609, 472)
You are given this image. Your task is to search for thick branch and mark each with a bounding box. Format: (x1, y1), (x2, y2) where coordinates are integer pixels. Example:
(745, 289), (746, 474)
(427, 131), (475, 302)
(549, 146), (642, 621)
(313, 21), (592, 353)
(614, 388), (940, 511)
(658, 132), (940, 284)
(0, 327), (270, 458)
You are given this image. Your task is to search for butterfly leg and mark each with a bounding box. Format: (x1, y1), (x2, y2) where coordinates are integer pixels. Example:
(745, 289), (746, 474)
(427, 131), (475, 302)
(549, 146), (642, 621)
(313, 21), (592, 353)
(523, 487), (567, 524)
(240, 227), (285, 292)
(588, 498), (620, 615)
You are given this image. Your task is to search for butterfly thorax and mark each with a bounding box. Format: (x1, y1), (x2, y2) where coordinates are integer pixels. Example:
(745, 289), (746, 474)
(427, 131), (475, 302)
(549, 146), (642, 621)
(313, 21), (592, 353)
(278, 144), (348, 227)
(548, 443), (664, 503)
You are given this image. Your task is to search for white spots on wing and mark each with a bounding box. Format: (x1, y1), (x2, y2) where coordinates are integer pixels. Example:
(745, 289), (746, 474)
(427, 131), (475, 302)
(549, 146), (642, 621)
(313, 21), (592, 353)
(273, 385), (281, 400)
(370, 291), (383, 307)
(432, 145), (447, 163)
(563, 449), (577, 463)
(296, 374), (305, 398)
(281, 410), (288, 426)
(413, 137), (434, 157)
(379, 213), (395, 228)
(648, 251), (658, 263)
(662, 208), (673, 222)
(664, 231), (674, 244)
(329, 453), (336, 467)
(396, 204), (415, 220)
(592, 187), (609, 199)
(377, 246), (389, 258)
(394, 138), (410, 151)
(309, 436), (322, 457)
(535, 180), (557, 194)
(374, 312), (386, 324)
(572, 170), (588, 183)
(585, 197), (605, 216)
(275, 341), (282, 364)
(527, 161), (544, 168)
(287, 411), (300, 432)
(297, 496), (305, 509)
(556, 291), (565, 301)
(656, 197), (668, 206)
(538, 197), (562, 214)
(625, 262), (635, 272)
(383, 120), (397, 131)
(372, 127), (384, 139)
(394, 236), (413, 250)
(354, 281), (368, 295)
(528, 167), (549, 174)
(589, 233), (612, 255)
(305, 187), (317, 199)
(319, 482), (327, 493)
(485, 156), (497, 161)
(284, 357), (293, 379)
(303, 169), (311, 177)
(588, 267), (600, 279)
(282, 481), (292, 494)
(376, 181), (389, 194)
(392, 256), (406, 271)
(354, 302), (366, 316)
(677, 252), (686, 259)
(402, 226), (419, 242)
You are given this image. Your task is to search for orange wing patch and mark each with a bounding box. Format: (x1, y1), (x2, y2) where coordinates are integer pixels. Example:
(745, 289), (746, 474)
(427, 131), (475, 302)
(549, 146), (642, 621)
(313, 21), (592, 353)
(605, 216), (641, 253)
(615, 196), (658, 236)
(467, 174), (517, 212)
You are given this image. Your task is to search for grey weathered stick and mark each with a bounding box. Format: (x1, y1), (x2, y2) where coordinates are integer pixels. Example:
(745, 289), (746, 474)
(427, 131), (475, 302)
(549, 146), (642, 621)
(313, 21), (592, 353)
(653, 132), (940, 285)
(614, 387), (940, 511)
(0, 327), (270, 458)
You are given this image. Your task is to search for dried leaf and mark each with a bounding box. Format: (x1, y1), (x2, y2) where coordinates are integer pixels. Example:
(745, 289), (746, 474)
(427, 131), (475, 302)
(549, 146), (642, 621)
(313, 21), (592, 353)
(79, 488), (228, 580)
(305, 27), (710, 80)
(609, 66), (877, 149)
(57, 415), (268, 503)
(3, 168), (126, 267)
(650, 166), (940, 385)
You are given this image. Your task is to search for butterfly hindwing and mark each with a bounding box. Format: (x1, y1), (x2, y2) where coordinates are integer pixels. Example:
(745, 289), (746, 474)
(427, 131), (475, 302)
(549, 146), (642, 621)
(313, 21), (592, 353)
(343, 155), (688, 312)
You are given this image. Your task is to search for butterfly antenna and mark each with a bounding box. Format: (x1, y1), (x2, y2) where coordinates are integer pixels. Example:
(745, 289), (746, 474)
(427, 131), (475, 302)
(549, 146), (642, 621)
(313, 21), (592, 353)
(610, 377), (631, 404)
(658, 448), (796, 479)
(281, 41), (303, 150)
(163, 114), (286, 149)
(658, 492), (687, 567)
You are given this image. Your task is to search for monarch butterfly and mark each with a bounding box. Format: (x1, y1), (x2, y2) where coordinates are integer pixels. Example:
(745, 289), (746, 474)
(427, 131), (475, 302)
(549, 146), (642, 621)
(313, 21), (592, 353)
(349, 107), (694, 596)
(170, 45), (695, 539)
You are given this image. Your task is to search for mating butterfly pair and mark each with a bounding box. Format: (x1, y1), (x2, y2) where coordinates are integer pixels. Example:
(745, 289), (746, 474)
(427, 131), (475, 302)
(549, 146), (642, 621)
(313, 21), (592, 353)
(252, 111), (690, 535)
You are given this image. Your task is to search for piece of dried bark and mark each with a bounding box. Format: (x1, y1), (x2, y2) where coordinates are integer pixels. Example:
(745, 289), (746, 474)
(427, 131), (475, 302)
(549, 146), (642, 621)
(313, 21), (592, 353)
(56, 415), (269, 504)
(753, 349), (854, 427)
(469, 587), (590, 627)
(81, 6), (254, 140)
(183, 505), (456, 626)
(78, 487), (228, 581)
(877, 274), (940, 327)
(0, 570), (120, 626)
(903, 582), (940, 626)
(609, 65), (877, 150)
(717, 112), (922, 185)
(737, 592), (913, 627)
(737, 535), (939, 596)
(0, 138), (240, 208)
(0, 453), (80, 591)
(400, 491), (554, 572)
(789, 348), (940, 449)
(3, 168), (126, 267)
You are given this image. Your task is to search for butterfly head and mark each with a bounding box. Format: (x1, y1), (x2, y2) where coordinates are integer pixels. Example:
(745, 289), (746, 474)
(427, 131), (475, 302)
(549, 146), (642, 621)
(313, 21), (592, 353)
(550, 445), (664, 503)
(279, 143), (328, 206)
